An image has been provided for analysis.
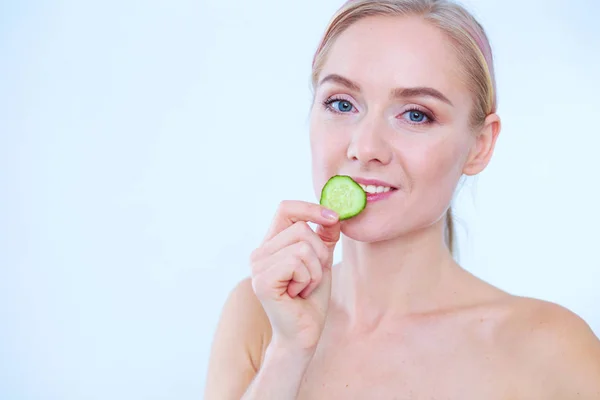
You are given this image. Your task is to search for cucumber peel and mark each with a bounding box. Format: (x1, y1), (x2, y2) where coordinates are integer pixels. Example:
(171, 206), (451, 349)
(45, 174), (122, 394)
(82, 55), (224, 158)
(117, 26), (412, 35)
(319, 175), (366, 220)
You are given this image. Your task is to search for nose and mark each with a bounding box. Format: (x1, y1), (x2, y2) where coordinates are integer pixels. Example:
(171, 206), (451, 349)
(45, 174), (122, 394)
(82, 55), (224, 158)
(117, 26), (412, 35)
(346, 116), (393, 167)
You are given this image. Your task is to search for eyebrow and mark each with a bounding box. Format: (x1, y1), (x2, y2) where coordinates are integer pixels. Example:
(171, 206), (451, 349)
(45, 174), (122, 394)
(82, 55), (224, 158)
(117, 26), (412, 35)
(318, 73), (453, 107)
(319, 74), (361, 92)
(391, 87), (453, 106)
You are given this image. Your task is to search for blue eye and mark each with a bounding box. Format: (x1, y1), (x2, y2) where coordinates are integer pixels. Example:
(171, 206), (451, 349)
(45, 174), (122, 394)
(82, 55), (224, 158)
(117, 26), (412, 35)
(402, 109), (432, 124)
(323, 97), (355, 113)
(332, 100), (353, 112)
(408, 110), (425, 122)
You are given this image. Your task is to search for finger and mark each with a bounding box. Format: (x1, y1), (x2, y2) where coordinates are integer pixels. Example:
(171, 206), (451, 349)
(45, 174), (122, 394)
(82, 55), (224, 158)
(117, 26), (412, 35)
(286, 241), (323, 298)
(286, 262), (313, 298)
(254, 256), (311, 299)
(252, 241), (321, 298)
(298, 246), (329, 299)
(250, 238), (327, 280)
(315, 221), (342, 249)
(256, 221), (330, 266)
(270, 241), (324, 298)
(263, 200), (339, 243)
(302, 261), (332, 302)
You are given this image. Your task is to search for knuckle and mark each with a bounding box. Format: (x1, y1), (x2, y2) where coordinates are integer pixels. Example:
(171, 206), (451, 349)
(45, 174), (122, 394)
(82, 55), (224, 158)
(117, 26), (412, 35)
(290, 258), (305, 274)
(277, 200), (292, 214)
(249, 254), (267, 276)
(249, 247), (261, 263)
(290, 221), (309, 239)
(297, 276), (310, 285)
(297, 241), (313, 258)
(295, 266), (311, 283)
(297, 221), (314, 238)
(292, 256), (304, 268)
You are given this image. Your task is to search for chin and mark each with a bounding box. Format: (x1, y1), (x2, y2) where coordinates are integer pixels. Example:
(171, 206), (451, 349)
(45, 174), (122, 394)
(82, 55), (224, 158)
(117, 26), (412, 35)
(339, 206), (446, 244)
(339, 211), (405, 243)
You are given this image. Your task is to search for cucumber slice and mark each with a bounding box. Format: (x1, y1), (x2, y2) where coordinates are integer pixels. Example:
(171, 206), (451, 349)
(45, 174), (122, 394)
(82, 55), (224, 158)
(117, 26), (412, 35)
(319, 175), (366, 220)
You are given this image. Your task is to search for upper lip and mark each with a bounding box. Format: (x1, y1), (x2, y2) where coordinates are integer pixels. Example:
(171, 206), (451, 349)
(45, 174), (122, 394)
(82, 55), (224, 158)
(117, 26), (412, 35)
(350, 176), (398, 189)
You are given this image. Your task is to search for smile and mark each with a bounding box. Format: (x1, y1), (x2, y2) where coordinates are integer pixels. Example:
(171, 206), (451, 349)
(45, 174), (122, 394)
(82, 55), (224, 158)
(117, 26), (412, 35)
(348, 176), (399, 203)
(357, 184), (398, 203)
(358, 184), (392, 194)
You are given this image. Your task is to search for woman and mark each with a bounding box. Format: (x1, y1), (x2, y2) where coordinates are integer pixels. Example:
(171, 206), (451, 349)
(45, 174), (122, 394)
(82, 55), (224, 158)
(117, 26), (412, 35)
(205, 0), (600, 398)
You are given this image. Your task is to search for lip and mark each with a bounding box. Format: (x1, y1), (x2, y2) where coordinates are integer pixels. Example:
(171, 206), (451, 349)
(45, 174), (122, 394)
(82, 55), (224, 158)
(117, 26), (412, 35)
(350, 176), (399, 190)
(364, 190), (395, 203)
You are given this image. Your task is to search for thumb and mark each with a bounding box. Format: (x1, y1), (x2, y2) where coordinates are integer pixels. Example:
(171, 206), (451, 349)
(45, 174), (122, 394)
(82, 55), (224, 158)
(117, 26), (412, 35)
(316, 221), (341, 250)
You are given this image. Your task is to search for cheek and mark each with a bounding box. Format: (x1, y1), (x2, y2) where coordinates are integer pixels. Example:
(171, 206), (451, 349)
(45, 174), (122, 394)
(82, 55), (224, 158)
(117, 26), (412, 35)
(398, 138), (468, 225)
(406, 136), (468, 193)
(309, 121), (347, 196)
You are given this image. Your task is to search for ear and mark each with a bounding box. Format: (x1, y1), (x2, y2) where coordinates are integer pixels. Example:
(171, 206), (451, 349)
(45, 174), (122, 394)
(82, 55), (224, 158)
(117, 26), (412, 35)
(462, 113), (501, 176)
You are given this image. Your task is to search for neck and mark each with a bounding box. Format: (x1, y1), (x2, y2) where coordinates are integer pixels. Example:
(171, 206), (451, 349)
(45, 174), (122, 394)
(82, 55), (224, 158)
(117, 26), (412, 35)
(332, 220), (459, 328)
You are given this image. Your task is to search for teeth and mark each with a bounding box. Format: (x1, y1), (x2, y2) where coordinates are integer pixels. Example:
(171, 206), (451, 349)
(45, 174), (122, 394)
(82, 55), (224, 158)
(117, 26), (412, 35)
(359, 184), (392, 194)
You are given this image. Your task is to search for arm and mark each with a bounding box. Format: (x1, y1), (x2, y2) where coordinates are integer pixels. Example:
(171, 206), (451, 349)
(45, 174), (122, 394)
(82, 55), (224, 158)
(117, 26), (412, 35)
(241, 341), (313, 399)
(203, 278), (266, 399)
(203, 278), (313, 400)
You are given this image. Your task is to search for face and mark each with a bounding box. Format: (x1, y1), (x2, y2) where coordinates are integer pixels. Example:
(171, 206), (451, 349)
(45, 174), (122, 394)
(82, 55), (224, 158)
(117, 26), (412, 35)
(309, 16), (499, 243)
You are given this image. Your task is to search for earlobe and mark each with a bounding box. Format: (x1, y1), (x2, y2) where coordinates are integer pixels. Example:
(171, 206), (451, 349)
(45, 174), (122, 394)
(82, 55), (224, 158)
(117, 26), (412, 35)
(463, 113), (501, 176)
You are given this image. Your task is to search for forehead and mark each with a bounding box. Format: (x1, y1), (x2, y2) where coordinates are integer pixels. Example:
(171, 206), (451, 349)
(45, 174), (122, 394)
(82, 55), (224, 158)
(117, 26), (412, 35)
(320, 15), (469, 103)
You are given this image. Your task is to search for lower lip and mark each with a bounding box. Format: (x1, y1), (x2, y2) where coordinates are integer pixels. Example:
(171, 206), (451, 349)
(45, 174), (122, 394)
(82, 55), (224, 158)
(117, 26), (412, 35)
(365, 189), (397, 202)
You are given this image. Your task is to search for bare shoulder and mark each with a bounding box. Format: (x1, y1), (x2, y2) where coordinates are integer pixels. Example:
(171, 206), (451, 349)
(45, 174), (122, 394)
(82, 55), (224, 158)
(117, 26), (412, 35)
(204, 277), (272, 399)
(499, 296), (600, 398)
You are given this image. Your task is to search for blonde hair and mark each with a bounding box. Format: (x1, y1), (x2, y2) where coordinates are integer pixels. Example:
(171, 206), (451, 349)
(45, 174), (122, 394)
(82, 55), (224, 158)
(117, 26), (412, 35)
(310, 0), (497, 254)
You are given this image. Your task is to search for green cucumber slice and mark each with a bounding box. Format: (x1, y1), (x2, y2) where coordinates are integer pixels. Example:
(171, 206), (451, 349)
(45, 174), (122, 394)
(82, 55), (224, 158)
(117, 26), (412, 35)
(319, 175), (366, 220)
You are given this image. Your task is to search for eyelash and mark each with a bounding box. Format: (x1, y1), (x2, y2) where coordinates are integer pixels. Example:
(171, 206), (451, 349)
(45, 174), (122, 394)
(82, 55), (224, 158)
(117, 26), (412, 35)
(401, 106), (436, 125)
(322, 96), (353, 114)
(322, 96), (436, 125)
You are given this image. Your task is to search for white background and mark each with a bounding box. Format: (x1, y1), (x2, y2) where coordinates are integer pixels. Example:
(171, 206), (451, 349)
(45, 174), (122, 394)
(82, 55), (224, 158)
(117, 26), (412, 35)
(1, 0), (599, 398)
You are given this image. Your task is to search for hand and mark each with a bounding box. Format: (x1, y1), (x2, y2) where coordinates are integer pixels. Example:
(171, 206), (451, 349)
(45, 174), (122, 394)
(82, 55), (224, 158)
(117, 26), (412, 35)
(250, 200), (341, 354)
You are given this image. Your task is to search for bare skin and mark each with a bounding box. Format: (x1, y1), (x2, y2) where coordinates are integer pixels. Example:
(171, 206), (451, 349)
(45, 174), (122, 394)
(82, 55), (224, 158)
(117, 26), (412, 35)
(204, 15), (600, 400)
(207, 272), (600, 399)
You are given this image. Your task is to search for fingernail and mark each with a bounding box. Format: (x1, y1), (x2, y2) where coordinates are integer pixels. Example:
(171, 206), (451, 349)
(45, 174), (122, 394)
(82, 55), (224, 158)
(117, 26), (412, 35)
(322, 208), (338, 220)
